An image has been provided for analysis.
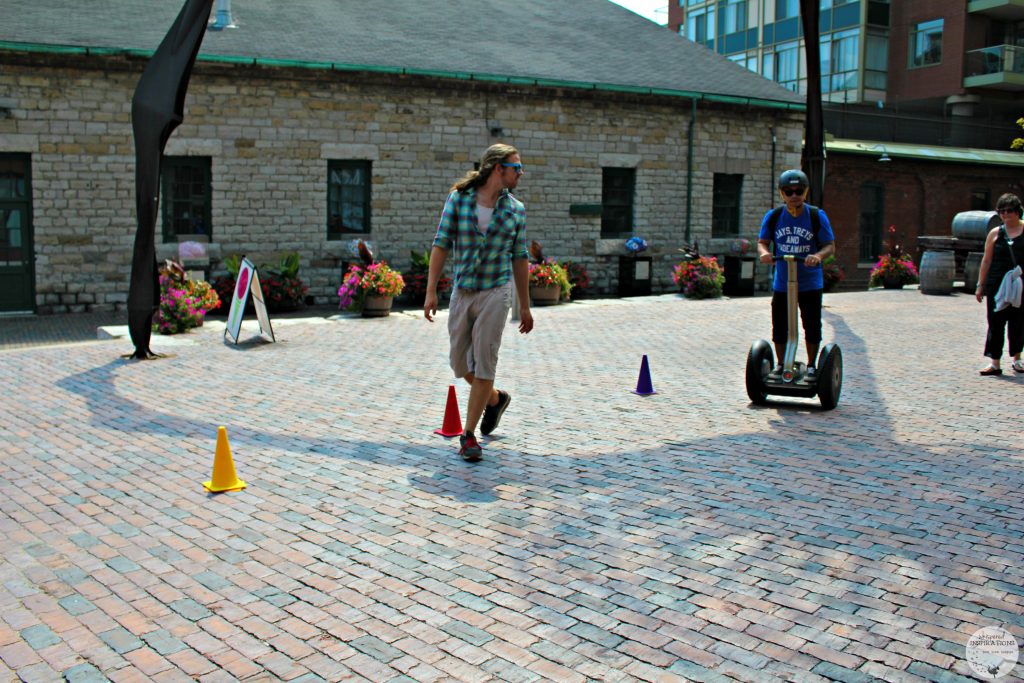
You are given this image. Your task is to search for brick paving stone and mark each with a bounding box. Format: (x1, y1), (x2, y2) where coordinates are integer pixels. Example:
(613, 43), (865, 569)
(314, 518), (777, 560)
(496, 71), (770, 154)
(857, 661), (931, 683)
(63, 662), (109, 683)
(2, 293), (1024, 681)
(19, 624), (60, 650)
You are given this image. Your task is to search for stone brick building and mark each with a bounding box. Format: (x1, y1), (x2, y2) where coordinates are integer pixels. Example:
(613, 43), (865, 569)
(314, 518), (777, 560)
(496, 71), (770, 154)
(0, 0), (804, 313)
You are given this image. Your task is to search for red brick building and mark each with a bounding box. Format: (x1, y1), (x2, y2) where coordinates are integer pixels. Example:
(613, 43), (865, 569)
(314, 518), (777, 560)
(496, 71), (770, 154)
(670, 0), (1024, 288)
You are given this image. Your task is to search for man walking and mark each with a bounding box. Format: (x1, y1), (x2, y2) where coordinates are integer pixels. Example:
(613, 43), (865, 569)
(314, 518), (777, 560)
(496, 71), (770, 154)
(424, 143), (533, 462)
(757, 169), (836, 378)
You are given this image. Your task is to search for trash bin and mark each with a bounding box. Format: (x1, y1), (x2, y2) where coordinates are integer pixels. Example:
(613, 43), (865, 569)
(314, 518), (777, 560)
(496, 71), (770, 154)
(723, 255), (756, 296)
(618, 256), (652, 296)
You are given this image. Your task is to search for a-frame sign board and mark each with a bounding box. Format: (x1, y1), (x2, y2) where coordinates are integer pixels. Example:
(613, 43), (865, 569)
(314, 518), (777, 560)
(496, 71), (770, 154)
(224, 257), (276, 344)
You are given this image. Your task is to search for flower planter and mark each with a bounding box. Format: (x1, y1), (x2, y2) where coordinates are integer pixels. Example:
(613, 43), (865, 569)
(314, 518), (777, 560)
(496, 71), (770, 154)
(882, 276), (903, 290)
(362, 295), (393, 317)
(530, 285), (561, 306)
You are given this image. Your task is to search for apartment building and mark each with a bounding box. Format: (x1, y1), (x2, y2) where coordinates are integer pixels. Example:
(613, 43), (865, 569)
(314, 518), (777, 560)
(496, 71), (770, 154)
(669, 0), (1024, 287)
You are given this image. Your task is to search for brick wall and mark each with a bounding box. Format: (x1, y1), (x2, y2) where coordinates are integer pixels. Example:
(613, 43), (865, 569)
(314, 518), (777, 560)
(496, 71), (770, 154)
(824, 153), (1024, 288)
(0, 54), (803, 312)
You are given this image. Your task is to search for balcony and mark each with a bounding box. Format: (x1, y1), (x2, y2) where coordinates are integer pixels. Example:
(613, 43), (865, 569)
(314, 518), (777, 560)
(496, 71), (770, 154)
(964, 45), (1024, 91)
(967, 0), (1024, 21)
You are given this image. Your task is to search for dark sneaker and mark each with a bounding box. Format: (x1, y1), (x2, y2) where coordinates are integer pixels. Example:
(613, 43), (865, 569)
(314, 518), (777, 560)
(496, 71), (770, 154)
(480, 390), (511, 436)
(805, 366), (817, 381)
(459, 431), (483, 462)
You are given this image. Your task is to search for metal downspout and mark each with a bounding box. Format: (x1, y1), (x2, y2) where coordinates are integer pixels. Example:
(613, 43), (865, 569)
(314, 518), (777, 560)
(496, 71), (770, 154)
(686, 97), (696, 244)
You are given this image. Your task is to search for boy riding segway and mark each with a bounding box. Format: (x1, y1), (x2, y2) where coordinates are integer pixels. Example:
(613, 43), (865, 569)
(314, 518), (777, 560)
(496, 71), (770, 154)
(747, 169), (843, 409)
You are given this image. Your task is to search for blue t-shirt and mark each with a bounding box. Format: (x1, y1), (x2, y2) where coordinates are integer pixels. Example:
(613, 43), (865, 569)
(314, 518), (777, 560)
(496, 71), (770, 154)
(758, 205), (835, 292)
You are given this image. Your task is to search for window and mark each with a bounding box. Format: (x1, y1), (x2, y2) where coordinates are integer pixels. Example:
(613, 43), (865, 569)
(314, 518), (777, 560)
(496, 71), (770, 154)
(161, 156), (211, 241)
(859, 183), (884, 261)
(729, 52), (758, 72)
(776, 0), (798, 20)
(0, 154), (30, 253)
(327, 160), (371, 237)
(865, 32), (889, 89)
(601, 168), (635, 237)
(686, 6), (715, 45)
(723, 0), (746, 34)
(774, 41), (800, 91)
(711, 174), (743, 238)
(909, 18), (943, 68)
(821, 28), (860, 92)
(970, 189), (991, 211)
(867, 0), (890, 27)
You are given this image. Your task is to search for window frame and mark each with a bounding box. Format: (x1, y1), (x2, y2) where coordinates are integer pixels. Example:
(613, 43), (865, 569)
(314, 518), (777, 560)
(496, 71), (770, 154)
(601, 167), (636, 238)
(160, 156), (212, 242)
(327, 159), (372, 238)
(970, 188), (991, 212)
(686, 5), (716, 45)
(723, 0), (746, 34)
(859, 182), (885, 262)
(774, 40), (800, 91)
(711, 173), (744, 238)
(821, 28), (860, 93)
(909, 18), (943, 69)
(776, 0), (799, 21)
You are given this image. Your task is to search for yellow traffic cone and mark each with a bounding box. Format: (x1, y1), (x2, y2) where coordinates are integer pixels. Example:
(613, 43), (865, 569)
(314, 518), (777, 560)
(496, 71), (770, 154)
(203, 426), (246, 493)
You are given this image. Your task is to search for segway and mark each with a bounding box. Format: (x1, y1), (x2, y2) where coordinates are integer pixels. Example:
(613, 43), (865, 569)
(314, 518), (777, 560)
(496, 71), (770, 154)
(746, 255), (843, 410)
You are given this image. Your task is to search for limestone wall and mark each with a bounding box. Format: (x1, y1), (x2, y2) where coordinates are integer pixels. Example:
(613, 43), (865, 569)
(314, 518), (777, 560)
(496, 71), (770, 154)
(0, 55), (803, 312)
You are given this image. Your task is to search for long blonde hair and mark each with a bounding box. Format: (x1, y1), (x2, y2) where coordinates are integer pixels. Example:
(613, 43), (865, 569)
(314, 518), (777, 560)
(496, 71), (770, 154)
(451, 143), (518, 192)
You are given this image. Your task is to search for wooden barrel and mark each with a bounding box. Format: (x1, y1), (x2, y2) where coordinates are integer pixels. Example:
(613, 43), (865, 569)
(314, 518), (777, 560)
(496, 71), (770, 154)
(952, 211), (1000, 240)
(919, 250), (955, 295)
(361, 295), (393, 317)
(962, 251), (983, 292)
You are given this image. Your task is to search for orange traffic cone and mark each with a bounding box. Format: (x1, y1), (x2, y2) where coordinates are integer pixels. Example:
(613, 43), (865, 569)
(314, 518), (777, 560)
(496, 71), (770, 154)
(434, 384), (464, 437)
(203, 426), (247, 493)
(631, 354), (656, 396)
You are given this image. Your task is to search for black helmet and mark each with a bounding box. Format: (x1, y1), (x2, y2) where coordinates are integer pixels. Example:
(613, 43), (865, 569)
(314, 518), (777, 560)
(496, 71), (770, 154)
(778, 169), (809, 190)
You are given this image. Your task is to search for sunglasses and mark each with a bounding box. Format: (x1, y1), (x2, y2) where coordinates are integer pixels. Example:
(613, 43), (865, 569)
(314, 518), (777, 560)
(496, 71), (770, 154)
(997, 208), (1018, 214)
(501, 162), (524, 174)
(781, 187), (805, 197)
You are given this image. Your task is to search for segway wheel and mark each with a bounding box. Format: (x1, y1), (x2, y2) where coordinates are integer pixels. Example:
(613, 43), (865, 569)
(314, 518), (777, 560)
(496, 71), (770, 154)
(817, 344), (843, 410)
(746, 339), (773, 405)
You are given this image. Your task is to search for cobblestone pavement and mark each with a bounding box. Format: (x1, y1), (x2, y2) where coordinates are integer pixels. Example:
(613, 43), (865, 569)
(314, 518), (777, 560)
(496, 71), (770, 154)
(1, 290), (1021, 683)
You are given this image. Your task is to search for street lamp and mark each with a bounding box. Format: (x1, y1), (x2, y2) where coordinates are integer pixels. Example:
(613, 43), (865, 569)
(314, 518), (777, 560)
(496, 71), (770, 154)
(858, 143), (891, 162)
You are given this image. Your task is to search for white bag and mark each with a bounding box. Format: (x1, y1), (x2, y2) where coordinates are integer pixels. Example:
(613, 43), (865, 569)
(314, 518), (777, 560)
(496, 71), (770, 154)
(993, 265), (1022, 312)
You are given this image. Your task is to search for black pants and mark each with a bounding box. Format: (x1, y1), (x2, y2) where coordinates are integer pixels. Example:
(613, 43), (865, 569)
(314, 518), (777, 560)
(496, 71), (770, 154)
(772, 289), (823, 345)
(984, 296), (1024, 359)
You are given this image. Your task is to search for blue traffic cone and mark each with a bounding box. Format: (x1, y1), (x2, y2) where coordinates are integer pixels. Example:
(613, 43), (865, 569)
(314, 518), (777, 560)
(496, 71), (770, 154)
(631, 355), (656, 395)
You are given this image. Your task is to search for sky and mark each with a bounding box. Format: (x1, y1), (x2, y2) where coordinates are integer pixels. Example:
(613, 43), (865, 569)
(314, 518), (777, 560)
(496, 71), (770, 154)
(608, 0), (668, 25)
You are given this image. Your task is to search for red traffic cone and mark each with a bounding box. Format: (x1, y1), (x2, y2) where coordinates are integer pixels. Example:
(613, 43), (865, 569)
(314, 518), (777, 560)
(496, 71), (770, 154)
(434, 384), (464, 437)
(631, 355), (656, 395)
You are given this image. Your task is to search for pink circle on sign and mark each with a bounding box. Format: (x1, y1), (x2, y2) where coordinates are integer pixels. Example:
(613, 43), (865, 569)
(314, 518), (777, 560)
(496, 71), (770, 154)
(236, 269), (249, 299)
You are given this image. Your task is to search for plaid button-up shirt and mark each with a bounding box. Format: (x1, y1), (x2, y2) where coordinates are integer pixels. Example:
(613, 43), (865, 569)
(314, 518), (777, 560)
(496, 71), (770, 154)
(432, 187), (528, 291)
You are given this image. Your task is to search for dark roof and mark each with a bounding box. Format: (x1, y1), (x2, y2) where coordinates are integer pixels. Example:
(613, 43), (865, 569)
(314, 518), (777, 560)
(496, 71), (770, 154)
(0, 0), (804, 107)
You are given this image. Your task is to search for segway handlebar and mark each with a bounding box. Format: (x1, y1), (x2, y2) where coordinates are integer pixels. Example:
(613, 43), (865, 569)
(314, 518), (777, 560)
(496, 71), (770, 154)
(772, 254), (821, 267)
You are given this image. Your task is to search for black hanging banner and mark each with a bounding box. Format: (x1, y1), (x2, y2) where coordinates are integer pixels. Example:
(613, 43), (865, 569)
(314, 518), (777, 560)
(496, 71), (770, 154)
(127, 0), (214, 359)
(799, 0), (824, 207)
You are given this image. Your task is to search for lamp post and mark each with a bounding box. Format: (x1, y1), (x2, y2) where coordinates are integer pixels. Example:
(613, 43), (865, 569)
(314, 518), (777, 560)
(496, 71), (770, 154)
(858, 143), (891, 162)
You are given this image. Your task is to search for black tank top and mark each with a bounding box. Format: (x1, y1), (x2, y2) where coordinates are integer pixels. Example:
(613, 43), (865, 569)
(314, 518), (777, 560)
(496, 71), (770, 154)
(984, 226), (1024, 291)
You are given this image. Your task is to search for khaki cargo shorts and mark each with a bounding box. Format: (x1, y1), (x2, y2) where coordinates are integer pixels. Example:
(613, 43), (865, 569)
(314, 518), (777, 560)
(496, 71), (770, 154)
(448, 283), (512, 381)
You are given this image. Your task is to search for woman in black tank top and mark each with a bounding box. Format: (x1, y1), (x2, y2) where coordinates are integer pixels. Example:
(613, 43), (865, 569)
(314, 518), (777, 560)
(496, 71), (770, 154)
(976, 193), (1024, 375)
